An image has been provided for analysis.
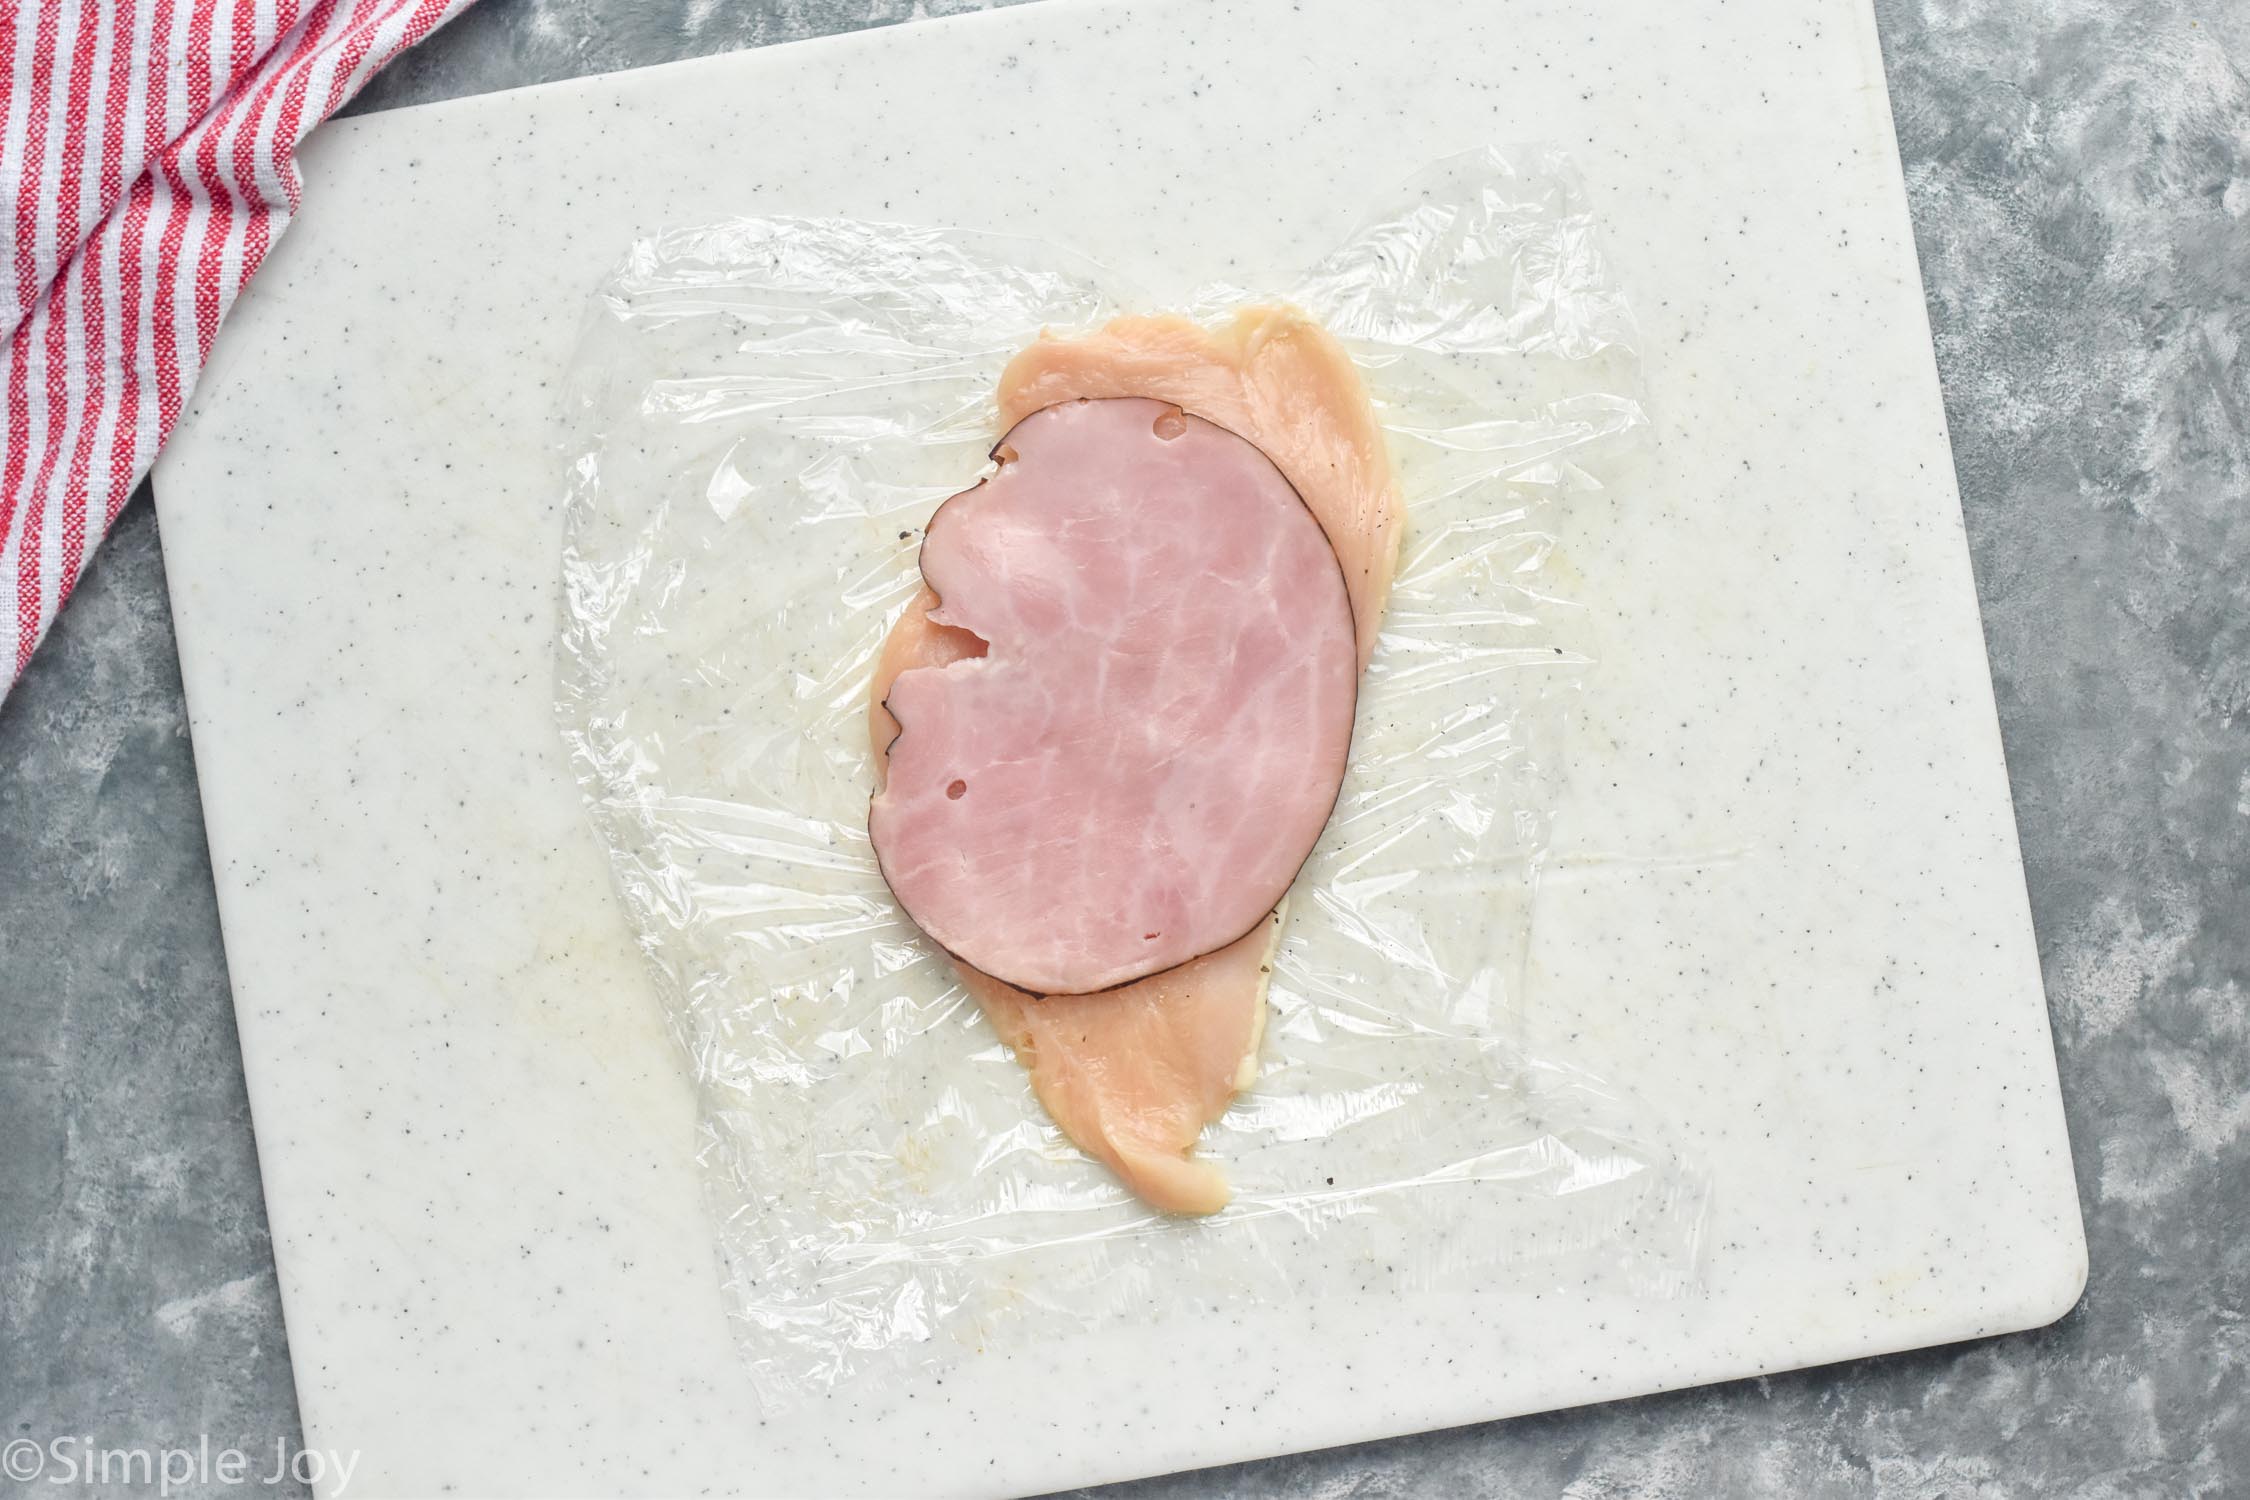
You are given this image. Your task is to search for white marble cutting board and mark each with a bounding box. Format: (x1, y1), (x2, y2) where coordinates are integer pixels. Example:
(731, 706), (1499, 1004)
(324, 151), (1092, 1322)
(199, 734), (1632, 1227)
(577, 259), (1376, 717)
(152, 1), (2086, 1495)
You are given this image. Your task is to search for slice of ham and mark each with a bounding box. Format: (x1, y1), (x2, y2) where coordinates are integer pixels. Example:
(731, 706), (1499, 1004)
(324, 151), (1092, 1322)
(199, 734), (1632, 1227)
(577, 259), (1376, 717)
(869, 306), (1402, 1214)
(870, 395), (1359, 997)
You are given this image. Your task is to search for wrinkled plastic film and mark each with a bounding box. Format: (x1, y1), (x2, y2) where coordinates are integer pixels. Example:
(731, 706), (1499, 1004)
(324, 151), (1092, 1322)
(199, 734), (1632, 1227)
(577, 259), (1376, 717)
(557, 147), (1707, 1401)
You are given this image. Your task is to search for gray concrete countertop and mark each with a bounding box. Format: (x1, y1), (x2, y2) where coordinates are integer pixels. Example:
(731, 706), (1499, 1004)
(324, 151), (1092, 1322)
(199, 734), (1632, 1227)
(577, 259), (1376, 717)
(3, 1), (2244, 1494)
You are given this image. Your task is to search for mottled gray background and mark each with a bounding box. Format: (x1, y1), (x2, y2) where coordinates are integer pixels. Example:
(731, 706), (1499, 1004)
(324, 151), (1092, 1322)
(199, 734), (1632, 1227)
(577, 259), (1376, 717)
(3, 0), (2245, 1495)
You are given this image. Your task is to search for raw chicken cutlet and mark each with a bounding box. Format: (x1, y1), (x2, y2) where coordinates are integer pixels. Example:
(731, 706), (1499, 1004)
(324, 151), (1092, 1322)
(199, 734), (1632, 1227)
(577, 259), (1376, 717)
(869, 305), (1401, 1215)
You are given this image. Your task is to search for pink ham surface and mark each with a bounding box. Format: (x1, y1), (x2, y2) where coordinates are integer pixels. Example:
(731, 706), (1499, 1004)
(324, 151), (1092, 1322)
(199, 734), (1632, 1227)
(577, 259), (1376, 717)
(869, 395), (1358, 997)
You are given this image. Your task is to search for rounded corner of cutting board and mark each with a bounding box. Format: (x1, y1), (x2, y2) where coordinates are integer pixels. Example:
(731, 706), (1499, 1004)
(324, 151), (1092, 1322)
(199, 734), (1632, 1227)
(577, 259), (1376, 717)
(1949, 1208), (2090, 1344)
(2012, 1216), (2092, 1334)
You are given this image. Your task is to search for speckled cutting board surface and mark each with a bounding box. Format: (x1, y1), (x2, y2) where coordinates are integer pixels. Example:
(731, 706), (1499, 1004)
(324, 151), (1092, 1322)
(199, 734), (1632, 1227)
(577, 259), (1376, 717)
(152, 0), (2085, 1495)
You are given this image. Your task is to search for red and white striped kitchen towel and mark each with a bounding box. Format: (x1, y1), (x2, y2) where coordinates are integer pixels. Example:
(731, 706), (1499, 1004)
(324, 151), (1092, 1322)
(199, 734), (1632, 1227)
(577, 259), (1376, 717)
(1, 0), (476, 703)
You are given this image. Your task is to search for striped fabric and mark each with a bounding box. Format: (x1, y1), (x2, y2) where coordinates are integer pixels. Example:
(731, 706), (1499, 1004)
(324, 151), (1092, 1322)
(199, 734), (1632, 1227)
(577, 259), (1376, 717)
(1, 0), (475, 701)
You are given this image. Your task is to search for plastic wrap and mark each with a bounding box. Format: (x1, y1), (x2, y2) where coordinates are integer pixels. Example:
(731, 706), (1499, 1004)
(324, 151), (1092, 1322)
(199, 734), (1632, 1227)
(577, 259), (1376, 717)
(556, 147), (1706, 1402)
